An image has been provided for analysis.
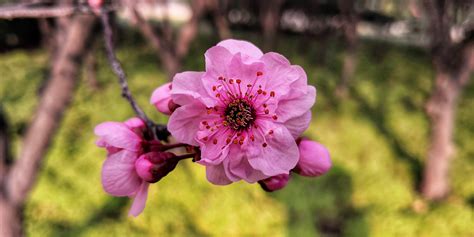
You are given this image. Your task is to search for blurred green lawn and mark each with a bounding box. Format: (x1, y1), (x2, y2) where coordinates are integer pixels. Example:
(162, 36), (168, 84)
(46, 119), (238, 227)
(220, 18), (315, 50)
(1, 32), (473, 237)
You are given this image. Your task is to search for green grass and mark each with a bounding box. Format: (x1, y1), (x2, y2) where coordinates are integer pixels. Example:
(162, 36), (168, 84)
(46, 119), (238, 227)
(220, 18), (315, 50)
(1, 33), (473, 237)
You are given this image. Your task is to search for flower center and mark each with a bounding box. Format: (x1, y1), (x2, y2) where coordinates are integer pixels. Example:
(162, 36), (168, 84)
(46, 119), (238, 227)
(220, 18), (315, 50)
(225, 99), (255, 130)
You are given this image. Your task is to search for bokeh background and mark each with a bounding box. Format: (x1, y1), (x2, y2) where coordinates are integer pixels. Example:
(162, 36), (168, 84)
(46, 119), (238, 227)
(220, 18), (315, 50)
(1, 0), (473, 236)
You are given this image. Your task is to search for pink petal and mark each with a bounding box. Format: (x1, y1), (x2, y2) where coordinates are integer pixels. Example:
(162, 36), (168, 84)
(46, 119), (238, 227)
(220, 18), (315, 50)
(295, 139), (332, 177)
(225, 145), (267, 183)
(204, 45), (233, 78)
(206, 163), (233, 185)
(101, 150), (142, 196)
(196, 126), (232, 165)
(94, 122), (142, 151)
(150, 82), (173, 115)
(171, 71), (215, 107)
(276, 85), (316, 122)
(226, 53), (265, 87)
(284, 111), (312, 139)
(124, 117), (145, 129)
(128, 182), (150, 217)
(247, 121), (299, 176)
(217, 39), (263, 60)
(259, 53), (297, 98)
(167, 102), (209, 146)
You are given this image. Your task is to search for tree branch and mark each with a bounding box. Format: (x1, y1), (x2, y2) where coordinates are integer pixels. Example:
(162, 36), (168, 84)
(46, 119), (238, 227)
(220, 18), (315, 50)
(0, 106), (12, 187)
(0, 4), (117, 19)
(5, 14), (96, 206)
(100, 10), (169, 140)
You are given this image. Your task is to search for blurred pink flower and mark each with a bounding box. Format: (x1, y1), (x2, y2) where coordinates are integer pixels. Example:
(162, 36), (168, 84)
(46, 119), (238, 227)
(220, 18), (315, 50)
(259, 174), (290, 192)
(95, 118), (171, 217)
(167, 39), (316, 185)
(150, 82), (178, 115)
(294, 138), (331, 177)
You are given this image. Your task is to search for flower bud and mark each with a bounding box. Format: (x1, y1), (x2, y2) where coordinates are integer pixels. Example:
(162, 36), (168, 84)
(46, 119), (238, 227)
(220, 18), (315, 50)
(294, 138), (331, 177)
(258, 174), (290, 192)
(151, 83), (177, 115)
(135, 152), (178, 183)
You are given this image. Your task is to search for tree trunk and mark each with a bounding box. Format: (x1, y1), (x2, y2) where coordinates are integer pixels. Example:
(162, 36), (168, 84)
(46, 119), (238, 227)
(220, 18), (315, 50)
(336, 0), (358, 97)
(208, 0), (231, 39)
(421, 70), (460, 199)
(0, 15), (95, 236)
(0, 198), (23, 237)
(259, 0), (285, 50)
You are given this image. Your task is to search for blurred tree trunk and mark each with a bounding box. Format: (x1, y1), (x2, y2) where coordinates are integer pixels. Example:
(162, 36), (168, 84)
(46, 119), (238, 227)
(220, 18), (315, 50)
(0, 14), (95, 237)
(421, 0), (474, 200)
(336, 0), (358, 97)
(259, 0), (285, 50)
(208, 0), (231, 39)
(126, 0), (228, 80)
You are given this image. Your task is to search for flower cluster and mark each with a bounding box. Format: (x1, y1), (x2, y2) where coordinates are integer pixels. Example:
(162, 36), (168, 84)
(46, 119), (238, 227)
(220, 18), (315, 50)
(95, 39), (331, 216)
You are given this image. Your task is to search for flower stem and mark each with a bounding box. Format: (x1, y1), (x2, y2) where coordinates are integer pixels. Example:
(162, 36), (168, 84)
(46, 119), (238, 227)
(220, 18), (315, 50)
(174, 153), (196, 161)
(160, 143), (189, 151)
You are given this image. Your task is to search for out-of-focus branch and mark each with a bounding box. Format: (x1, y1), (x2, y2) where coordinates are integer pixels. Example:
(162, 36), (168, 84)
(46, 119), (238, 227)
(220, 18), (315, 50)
(0, 107), (12, 186)
(0, 3), (118, 19)
(5, 15), (96, 207)
(175, 0), (206, 58)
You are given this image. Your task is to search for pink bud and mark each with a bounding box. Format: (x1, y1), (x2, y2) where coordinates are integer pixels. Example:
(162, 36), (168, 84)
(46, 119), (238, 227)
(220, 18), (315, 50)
(150, 83), (177, 115)
(135, 152), (177, 183)
(294, 138), (331, 177)
(258, 174), (290, 192)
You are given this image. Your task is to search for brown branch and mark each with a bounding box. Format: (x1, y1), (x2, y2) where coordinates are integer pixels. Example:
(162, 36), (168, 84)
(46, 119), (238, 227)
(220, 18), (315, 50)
(5, 15), (96, 207)
(0, 4), (117, 19)
(100, 10), (169, 140)
(0, 5), (83, 19)
(0, 107), (12, 186)
(175, 0), (206, 59)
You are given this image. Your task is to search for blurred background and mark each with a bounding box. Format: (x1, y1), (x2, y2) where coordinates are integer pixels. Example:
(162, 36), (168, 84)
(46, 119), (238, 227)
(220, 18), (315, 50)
(0, 0), (473, 236)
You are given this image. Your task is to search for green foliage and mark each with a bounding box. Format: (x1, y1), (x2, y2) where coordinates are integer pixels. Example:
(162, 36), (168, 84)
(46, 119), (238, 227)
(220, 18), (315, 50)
(1, 35), (473, 237)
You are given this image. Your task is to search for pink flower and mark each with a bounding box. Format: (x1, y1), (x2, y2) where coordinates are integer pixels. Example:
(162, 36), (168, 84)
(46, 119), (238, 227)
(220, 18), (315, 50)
(294, 138), (331, 177)
(258, 174), (290, 192)
(150, 82), (178, 115)
(95, 118), (172, 217)
(166, 39), (316, 185)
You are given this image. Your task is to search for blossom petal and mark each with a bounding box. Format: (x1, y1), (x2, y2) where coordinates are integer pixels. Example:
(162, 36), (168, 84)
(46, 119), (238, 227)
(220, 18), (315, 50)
(204, 45), (233, 77)
(168, 102), (208, 146)
(128, 182), (150, 217)
(276, 85), (316, 122)
(217, 39), (263, 59)
(206, 163), (233, 185)
(259, 53), (296, 98)
(94, 122), (142, 151)
(226, 53), (265, 87)
(284, 111), (312, 138)
(124, 117), (145, 130)
(151, 82), (173, 115)
(101, 150), (141, 196)
(171, 71), (215, 107)
(196, 126), (232, 165)
(225, 145), (267, 183)
(247, 121), (299, 176)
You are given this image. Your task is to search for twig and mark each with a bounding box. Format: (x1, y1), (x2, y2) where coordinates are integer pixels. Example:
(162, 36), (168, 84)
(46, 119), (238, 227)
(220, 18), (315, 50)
(0, 4), (117, 19)
(100, 10), (169, 140)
